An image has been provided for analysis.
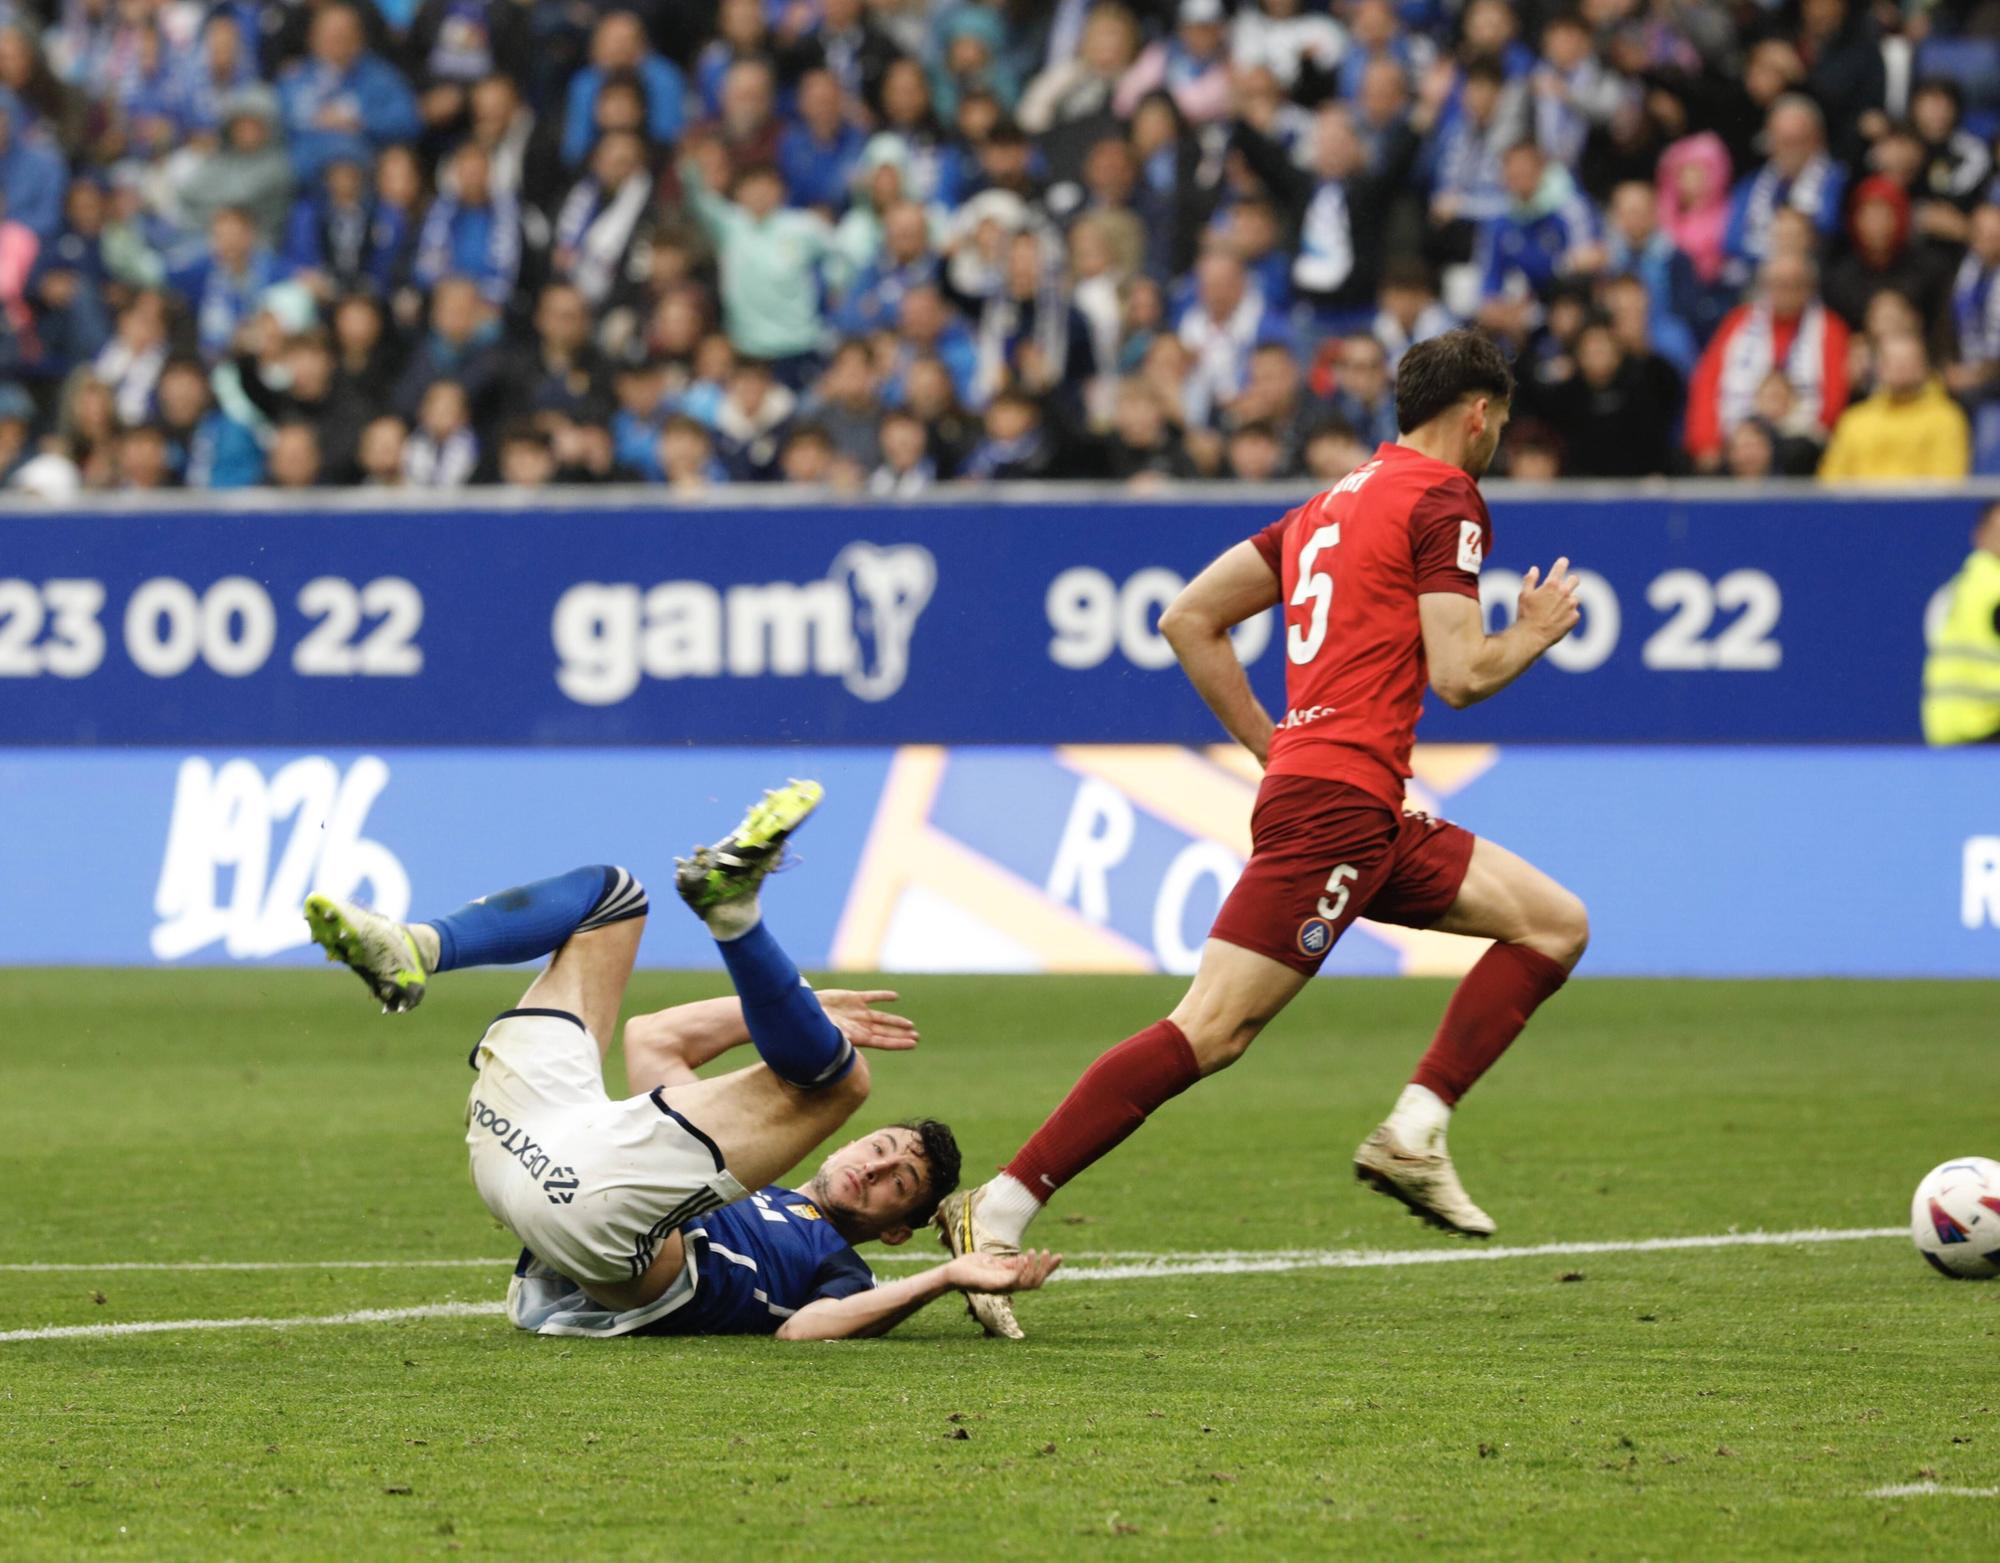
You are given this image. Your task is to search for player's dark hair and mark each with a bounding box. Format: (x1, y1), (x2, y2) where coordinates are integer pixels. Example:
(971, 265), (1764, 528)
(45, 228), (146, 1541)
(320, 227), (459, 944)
(1393, 328), (1513, 435)
(897, 1117), (961, 1226)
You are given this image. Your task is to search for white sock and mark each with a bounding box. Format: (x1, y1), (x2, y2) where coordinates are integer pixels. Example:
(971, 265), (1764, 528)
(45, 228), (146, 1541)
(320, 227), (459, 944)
(1384, 1083), (1452, 1152)
(977, 1172), (1044, 1248)
(704, 897), (762, 942)
(407, 922), (441, 974)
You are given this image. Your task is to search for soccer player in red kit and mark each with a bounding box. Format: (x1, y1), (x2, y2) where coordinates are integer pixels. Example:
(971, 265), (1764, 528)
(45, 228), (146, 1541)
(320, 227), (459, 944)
(937, 330), (1591, 1338)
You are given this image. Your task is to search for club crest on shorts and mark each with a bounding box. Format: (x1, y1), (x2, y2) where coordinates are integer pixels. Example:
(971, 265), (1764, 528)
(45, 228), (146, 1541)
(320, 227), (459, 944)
(1296, 917), (1333, 956)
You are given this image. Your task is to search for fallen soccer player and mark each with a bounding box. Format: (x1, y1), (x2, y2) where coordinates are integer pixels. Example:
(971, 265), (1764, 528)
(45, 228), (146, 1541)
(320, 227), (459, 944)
(304, 780), (1059, 1340)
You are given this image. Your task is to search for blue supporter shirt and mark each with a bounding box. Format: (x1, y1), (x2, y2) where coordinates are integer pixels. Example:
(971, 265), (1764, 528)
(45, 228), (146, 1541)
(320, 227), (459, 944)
(639, 1187), (876, 1336)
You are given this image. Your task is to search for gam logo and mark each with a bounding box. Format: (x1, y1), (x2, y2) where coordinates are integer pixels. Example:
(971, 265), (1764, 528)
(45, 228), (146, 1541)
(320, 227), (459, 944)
(552, 542), (936, 706)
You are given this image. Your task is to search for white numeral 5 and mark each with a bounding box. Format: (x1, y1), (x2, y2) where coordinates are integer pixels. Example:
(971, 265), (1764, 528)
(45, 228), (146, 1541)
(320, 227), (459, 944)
(1287, 522), (1341, 665)
(1317, 863), (1359, 920)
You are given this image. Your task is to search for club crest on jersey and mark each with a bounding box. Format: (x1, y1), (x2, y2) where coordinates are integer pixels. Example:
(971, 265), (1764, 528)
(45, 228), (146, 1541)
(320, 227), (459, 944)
(1296, 917), (1333, 956)
(1457, 520), (1484, 574)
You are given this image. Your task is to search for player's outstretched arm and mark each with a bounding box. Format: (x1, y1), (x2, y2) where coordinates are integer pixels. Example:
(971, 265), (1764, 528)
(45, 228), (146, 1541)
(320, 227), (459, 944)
(624, 991), (919, 1093)
(774, 1251), (1062, 1342)
(1420, 558), (1582, 709)
(1159, 540), (1283, 765)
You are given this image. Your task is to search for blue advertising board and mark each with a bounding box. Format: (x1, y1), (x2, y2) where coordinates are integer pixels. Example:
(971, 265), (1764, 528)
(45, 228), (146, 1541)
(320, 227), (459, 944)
(1, 742), (1995, 977)
(0, 488), (1980, 746)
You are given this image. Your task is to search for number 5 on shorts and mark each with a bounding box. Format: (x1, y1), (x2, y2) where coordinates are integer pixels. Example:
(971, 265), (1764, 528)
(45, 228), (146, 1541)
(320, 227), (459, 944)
(1317, 863), (1359, 920)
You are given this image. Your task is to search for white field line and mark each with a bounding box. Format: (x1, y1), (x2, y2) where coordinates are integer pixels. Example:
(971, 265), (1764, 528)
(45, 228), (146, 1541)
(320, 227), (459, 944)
(0, 1302), (503, 1343)
(1867, 1483), (2000, 1499)
(0, 1226), (1907, 1277)
(0, 1226), (1908, 1344)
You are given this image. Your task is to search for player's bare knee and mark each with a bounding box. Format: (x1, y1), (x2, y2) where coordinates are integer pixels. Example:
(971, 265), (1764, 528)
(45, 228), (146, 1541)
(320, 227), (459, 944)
(830, 1049), (872, 1108)
(1183, 1017), (1261, 1075)
(1533, 888), (1590, 969)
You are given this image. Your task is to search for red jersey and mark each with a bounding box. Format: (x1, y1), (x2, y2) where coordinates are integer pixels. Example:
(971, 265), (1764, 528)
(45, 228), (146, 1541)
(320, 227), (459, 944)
(1250, 442), (1492, 810)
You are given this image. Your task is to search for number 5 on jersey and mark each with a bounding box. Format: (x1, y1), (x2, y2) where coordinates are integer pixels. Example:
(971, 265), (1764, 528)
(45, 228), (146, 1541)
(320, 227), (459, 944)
(1288, 522), (1340, 665)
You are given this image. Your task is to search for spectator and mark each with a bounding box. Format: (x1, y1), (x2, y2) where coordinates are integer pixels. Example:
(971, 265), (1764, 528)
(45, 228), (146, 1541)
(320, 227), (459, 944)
(1686, 252), (1849, 470)
(962, 386), (1053, 478)
(412, 142), (520, 305)
(1242, 72), (1446, 328)
(278, 4), (420, 182)
(1115, 0), (1231, 126)
(551, 130), (654, 311)
(0, 89), (67, 241)
(176, 12), (258, 141)
(462, 75), (558, 213)
(170, 207), (291, 364)
(237, 327), (368, 479)
(0, 380), (31, 481)
(1475, 141), (1599, 330)
(1229, 0), (1345, 96)
(1323, 332), (1395, 448)
(92, 289), (168, 424)
(897, 352), (974, 475)
(1019, 4), (1140, 138)
(393, 274), (506, 421)
(1102, 376), (1197, 482)
(1724, 95), (1844, 279)
(1302, 416), (1369, 482)
(115, 421), (174, 490)
(1529, 12), (1628, 172)
(835, 198), (936, 337)
(801, 339), (883, 467)
(659, 412), (724, 492)
(403, 0), (530, 140)
(175, 85), (297, 246)
(266, 418), (323, 487)
(1909, 79), (1989, 222)
(1656, 132), (1732, 288)
(1224, 418), (1287, 481)
(496, 421), (556, 486)
(1531, 313), (1678, 477)
(1818, 331), (1969, 482)
(1597, 179), (1700, 375)
(680, 155), (833, 379)
(352, 414), (406, 486)
(508, 283), (612, 426)
(868, 406), (935, 494)
(1372, 257), (1451, 370)
(1176, 247), (1291, 427)
(561, 12), (686, 169)
(1949, 205), (2000, 408)
(710, 356), (795, 479)
(1826, 176), (1943, 338)
(780, 70), (864, 213)
(403, 377), (479, 485)
(1424, 54), (1524, 239)
(778, 422), (862, 490)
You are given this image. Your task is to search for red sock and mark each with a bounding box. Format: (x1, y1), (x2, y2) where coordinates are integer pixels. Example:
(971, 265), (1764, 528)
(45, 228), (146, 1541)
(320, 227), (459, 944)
(1410, 943), (1569, 1106)
(1004, 1019), (1201, 1196)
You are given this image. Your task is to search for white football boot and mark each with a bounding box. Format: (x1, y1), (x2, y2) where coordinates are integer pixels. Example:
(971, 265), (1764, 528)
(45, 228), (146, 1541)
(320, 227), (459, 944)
(934, 1187), (1026, 1339)
(1353, 1125), (1497, 1237)
(304, 893), (431, 1014)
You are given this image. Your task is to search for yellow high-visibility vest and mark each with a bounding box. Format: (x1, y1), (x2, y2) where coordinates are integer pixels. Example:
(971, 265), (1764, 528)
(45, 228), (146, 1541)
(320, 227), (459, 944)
(1922, 549), (2000, 745)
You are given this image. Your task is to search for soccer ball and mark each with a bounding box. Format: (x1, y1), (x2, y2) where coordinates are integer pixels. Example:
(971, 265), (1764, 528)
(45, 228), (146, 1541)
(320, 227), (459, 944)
(1910, 1158), (2000, 1279)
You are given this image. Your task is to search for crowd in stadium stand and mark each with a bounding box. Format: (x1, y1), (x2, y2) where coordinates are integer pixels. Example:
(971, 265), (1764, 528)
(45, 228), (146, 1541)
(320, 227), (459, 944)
(4, 0), (2000, 496)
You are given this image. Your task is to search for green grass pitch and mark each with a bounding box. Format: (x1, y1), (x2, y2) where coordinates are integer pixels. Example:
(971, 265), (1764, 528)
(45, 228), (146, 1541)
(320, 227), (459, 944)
(3, 969), (1998, 1560)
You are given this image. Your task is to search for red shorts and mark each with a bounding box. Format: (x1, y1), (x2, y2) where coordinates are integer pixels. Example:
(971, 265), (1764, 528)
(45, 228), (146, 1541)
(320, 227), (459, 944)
(1208, 774), (1477, 974)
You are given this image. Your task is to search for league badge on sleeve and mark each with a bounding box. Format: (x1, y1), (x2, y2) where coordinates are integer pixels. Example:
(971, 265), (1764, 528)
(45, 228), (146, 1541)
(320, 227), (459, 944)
(1457, 521), (1485, 575)
(1296, 917), (1333, 957)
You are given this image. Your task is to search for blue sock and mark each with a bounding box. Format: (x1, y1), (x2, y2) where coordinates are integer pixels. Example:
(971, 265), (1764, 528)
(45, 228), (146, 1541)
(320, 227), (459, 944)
(716, 918), (854, 1089)
(425, 866), (647, 972)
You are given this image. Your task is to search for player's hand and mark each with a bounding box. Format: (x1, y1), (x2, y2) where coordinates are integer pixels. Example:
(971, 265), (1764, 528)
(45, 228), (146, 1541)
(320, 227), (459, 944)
(816, 989), (919, 1050)
(948, 1249), (1062, 1294)
(1517, 557), (1582, 649)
